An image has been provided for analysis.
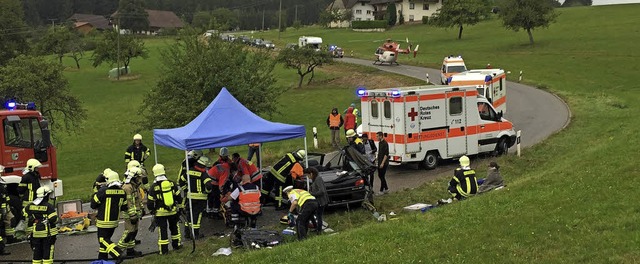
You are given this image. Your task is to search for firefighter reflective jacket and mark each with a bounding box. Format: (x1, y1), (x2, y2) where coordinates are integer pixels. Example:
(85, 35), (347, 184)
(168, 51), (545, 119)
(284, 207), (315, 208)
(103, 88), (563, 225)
(237, 183), (261, 215)
(178, 165), (212, 200)
(177, 158), (197, 181)
(91, 185), (127, 228)
(122, 183), (142, 219)
(450, 168), (478, 198)
(289, 189), (315, 208)
(23, 202), (58, 238)
(270, 153), (298, 183)
(18, 171), (41, 206)
(237, 158), (262, 183)
(124, 143), (150, 164)
(147, 179), (181, 217)
(92, 173), (107, 193)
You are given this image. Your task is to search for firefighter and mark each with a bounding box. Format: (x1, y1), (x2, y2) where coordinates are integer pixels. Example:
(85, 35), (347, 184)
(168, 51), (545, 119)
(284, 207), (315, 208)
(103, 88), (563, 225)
(23, 186), (57, 264)
(0, 175), (11, 255)
(19, 159), (42, 207)
(90, 170), (127, 262)
(264, 150), (306, 209)
(117, 167), (144, 257)
(283, 186), (318, 240)
(147, 164), (183, 255)
(179, 156), (212, 239)
(229, 174), (261, 246)
(177, 150), (203, 182)
(447, 155), (478, 201)
(92, 168), (114, 194)
(232, 153), (263, 185)
(124, 134), (150, 165)
(345, 129), (365, 154)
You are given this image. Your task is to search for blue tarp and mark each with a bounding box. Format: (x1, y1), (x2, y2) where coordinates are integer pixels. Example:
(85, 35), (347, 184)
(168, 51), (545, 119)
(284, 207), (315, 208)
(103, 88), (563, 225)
(153, 88), (306, 150)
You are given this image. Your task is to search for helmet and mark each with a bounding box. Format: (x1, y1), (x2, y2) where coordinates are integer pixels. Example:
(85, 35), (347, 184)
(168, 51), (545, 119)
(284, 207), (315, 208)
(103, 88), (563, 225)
(106, 170), (120, 183)
(296, 150), (306, 160)
(188, 150), (204, 159)
(153, 164), (166, 176)
(36, 186), (52, 198)
(459, 155), (470, 167)
(128, 167), (142, 177)
(26, 159), (42, 171)
(346, 129), (357, 138)
(103, 168), (113, 176)
(219, 147), (229, 157)
(350, 103), (356, 107)
(197, 156), (210, 166)
(133, 134), (142, 141)
(283, 186), (294, 194)
(127, 160), (141, 170)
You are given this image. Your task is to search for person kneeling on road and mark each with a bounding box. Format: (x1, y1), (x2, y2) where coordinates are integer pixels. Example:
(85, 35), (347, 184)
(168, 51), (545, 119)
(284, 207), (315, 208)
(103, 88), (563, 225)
(283, 186), (318, 240)
(440, 155), (478, 204)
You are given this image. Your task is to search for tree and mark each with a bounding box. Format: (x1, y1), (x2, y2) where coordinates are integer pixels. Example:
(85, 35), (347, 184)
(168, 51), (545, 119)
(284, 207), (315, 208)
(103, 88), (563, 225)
(398, 11), (404, 25)
(318, 10), (336, 28)
(0, 55), (87, 133)
(37, 25), (80, 64)
(117, 0), (149, 32)
(562, 0), (592, 7)
(0, 0), (29, 65)
(137, 29), (281, 130)
(211, 8), (238, 31)
(432, 0), (492, 39)
(292, 19), (302, 30)
(92, 31), (148, 74)
(191, 11), (212, 29)
(276, 47), (333, 88)
(498, 0), (558, 45)
(387, 2), (397, 26)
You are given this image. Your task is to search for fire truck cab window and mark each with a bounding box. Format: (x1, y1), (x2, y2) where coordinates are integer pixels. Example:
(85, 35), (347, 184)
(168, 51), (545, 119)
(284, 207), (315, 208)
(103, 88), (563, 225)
(383, 101), (391, 119)
(449, 97), (463, 115)
(477, 102), (496, 121)
(371, 100), (379, 118)
(3, 118), (33, 148)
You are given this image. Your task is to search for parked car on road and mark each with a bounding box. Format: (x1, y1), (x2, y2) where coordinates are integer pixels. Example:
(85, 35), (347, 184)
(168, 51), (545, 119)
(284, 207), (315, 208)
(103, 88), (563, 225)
(252, 38), (264, 47)
(263, 40), (275, 49)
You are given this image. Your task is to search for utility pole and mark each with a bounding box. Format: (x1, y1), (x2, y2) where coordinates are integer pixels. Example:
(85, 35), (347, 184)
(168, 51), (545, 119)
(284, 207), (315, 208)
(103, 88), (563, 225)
(116, 17), (121, 80)
(262, 8), (265, 31)
(278, 0), (282, 39)
(47, 19), (57, 31)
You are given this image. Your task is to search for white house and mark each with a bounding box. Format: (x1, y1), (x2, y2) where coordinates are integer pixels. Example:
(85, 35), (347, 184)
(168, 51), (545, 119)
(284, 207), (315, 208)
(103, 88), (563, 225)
(369, 0), (442, 23)
(351, 0), (376, 22)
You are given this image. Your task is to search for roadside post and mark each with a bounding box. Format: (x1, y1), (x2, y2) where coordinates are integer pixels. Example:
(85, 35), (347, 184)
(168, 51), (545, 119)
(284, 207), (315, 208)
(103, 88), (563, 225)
(519, 71), (523, 82)
(313, 127), (318, 149)
(516, 130), (522, 157)
(425, 73), (429, 83)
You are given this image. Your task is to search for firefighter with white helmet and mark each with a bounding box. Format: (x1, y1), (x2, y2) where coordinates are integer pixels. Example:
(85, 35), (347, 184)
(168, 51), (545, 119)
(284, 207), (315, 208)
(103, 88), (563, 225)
(90, 171), (127, 262)
(178, 156), (213, 239)
(118, 167), (144, 257)
(93, 168), (114, 194)
(23, 186), (57, 264)
(283, 186), (318, 240)
(264, 150), (306, 209)
(124, 134), (150, 165)
(18, 159), (42, 207)
(178, 150), (203, 182)
(147, 164), (183, 255)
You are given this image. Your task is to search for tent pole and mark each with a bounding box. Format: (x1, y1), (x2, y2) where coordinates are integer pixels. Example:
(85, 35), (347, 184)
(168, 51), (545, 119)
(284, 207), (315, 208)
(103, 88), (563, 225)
(184, 150), (196, 241)
(258, 143), (263, 190)
(304, 137), (309, 190)
(154, 143), (158, 165)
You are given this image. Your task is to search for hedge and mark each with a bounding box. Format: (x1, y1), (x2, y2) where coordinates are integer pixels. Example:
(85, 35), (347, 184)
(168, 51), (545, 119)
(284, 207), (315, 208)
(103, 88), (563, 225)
(422, 16), (429, 24)
(351, 20), (388, 29)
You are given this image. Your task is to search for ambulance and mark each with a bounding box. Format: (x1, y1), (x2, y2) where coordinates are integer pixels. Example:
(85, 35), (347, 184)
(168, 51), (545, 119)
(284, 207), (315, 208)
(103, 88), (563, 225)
(448, 69), (507, 115)
(440, 55), (467, 84)
(358, 85), (516, 169)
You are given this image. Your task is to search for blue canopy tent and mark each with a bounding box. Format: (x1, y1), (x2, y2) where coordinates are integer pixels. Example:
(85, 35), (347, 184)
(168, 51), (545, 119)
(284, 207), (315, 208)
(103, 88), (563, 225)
(152, 87), (307, 240)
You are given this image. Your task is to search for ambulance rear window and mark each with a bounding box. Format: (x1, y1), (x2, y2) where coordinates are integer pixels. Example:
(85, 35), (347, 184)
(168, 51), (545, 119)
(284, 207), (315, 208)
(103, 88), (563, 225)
(447, 65), (467, 73)
(383, 101), (391, 119)
(371, 101), (379, 118)
(449, 97), (463, 115)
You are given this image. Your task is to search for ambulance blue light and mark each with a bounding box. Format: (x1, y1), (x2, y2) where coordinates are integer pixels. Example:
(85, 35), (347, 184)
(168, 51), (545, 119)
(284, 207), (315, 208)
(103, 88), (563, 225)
(391, 90), (401, 97)
(5, 100), (16, 110)
(484, 75), (492, 82)
(27, 102), (36, 110)
(356, 87), (367, 97)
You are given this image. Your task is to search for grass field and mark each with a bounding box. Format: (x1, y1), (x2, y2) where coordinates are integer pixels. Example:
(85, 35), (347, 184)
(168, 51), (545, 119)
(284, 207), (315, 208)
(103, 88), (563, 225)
(54, 40), (424, 201)
(134, 4), (640, 263)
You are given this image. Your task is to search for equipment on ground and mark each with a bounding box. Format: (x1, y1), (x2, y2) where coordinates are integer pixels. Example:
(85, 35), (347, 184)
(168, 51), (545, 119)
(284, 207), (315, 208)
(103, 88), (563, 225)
(358, 85), (517, 169)
(373, 38), (419, 66)
(447, 68), (508, 114)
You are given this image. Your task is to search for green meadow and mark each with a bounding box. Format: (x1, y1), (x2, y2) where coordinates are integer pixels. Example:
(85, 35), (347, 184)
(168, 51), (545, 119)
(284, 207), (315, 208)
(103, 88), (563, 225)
(137, 4), (640, 263)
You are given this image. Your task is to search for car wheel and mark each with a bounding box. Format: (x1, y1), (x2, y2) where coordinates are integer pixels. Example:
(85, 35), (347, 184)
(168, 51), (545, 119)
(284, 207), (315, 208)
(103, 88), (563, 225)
(495, 137), (509, 156)
(422, 151), (438, 170)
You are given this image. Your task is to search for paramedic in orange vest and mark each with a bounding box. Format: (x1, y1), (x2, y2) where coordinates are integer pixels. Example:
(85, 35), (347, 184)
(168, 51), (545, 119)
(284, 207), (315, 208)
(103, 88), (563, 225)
(232, 153), (263, 185)
(326, 108), (344, 148)
(289, 162), (304, 189)
(230, 174), (261, 229)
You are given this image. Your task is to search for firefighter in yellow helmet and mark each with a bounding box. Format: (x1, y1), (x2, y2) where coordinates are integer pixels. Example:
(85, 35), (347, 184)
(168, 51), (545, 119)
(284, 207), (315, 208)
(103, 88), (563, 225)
(265, 150), (306, 209)
(93, 168), (114, 194)
(90, 171), (126, 262)
(23, 186), (57, 264)
(124, 134), (150, 165)
(178, 156), (213, 239)
(446, 156), (478, 201)
(117, 167), (144, 257)
(345, 129), (365, 154)
(147, 164), (183, 255)
(18, 159), (42, 207)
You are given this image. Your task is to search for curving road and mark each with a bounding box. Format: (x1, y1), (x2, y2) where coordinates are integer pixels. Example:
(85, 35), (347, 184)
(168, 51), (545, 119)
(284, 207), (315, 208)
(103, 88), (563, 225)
(2, 58), (571, 263)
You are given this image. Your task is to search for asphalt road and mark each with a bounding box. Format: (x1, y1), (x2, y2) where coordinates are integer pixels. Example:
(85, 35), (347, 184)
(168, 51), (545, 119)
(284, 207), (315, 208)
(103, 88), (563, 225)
(2, 59), (571, 263)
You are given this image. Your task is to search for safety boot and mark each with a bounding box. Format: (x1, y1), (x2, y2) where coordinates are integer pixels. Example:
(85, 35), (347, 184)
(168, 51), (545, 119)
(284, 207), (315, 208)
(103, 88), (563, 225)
(126, 248), (143, 257)
(0, 242), (10, 255)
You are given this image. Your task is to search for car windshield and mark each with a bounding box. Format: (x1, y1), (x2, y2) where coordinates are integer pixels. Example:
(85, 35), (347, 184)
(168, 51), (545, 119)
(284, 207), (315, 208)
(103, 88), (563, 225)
(447, 65), (467, 73)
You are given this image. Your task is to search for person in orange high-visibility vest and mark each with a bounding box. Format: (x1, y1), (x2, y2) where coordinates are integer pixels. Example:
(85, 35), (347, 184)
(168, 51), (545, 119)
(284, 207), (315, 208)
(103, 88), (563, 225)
(326, 108), (344, 148)
(232, 153), (263, 185)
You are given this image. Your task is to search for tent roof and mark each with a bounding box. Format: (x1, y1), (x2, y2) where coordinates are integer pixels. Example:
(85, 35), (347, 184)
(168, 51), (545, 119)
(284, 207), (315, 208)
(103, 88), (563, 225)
(153, 88), (305, 150)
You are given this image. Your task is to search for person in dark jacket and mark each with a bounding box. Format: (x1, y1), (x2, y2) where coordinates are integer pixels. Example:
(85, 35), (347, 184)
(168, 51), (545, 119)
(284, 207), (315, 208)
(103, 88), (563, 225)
(307, 168), (328, 234)
(361, 133), (377, 187)
(18, 159), (42, 207)
(478, 162), (504, 193)
(447, 156), (478, 200)
(326, 108), (344, 148)
(376, 132), (390, 194)
(343, 107), (356, 134)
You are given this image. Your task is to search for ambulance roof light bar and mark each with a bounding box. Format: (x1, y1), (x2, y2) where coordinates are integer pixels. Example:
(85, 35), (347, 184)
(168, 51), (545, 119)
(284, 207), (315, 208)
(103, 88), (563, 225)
(356, 87), (367, 97)
(3, 98), (36, 111)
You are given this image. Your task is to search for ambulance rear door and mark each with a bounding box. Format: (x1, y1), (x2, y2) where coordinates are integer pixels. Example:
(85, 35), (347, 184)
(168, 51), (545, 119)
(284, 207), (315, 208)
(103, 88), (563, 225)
(445, 90), (468, 157)
(381, 97), (396, 154)
(404, 94), (421, 154)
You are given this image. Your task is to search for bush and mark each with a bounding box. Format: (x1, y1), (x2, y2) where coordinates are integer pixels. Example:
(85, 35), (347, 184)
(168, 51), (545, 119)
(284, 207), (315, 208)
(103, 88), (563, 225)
(422, 16), (429, 24)
(351, 20), (388, 29)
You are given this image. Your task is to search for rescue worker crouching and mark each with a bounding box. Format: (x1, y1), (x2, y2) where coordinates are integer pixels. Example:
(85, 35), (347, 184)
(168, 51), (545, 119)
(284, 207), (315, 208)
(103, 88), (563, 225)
(90, 170), (126, 263)
(117, 167), (144, 257)
(179, 156), (213, 240)
(443, 156), (478, 203)
(283, 186), (318, 240)
(23, 186), (57, 264)
(147, 164), (183, 255)
(264, 150), (306, 209)
(229, 174), (261, 246)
